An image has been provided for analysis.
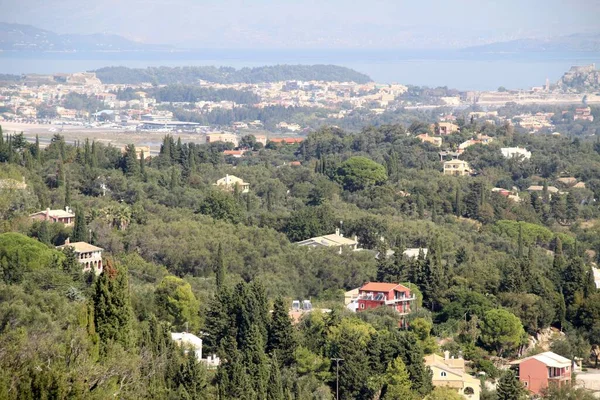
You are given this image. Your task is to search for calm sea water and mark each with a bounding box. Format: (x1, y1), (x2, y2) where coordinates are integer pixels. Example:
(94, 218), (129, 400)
(2, 50), (599, 91)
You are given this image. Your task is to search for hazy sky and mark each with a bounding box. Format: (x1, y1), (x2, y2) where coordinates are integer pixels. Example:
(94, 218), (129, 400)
(4, 0), (599, 48)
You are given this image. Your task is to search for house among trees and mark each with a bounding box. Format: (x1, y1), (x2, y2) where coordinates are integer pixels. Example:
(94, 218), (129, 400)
(348, 282), (414, 327)
(295, 228), (359, 254)
(215, 174), (250, 193)
(443, 160), (473, 176)
(57, 239), (104, 274)
(509, 351), (572, 395)
(501, 147), (531, 160)
(171, 332), (220, 368)
(435, 122), (460, 135)
(29, 207), (75, 226)
(425, 351), (481, 400)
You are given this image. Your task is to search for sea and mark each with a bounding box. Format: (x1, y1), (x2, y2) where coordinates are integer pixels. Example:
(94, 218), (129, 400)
(1, 49), (599, 91)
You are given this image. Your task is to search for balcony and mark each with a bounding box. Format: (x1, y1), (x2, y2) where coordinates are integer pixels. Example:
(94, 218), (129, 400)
(385, 295), (416, 305)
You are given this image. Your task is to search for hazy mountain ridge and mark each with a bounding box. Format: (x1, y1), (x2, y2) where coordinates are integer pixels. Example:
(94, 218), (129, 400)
(463, 33), (600, 53)
(0, 22), (171, 51)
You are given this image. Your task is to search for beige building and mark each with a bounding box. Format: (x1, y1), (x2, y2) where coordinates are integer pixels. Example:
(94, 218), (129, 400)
(436, 122), (460, 135)
(417, 133), (442, 147)
(215, 174), (250, 193)
(443, 160), (472, 176)
(206, 133), (239, 147)
(30, 207), (75, 226)
(425, 352), (480, 400)
(57, 240), (104, 274)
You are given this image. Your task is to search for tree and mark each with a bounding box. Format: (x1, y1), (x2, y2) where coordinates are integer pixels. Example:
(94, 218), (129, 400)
(92, 258), (134, 354)
(382, 357), (416, 400)
(479, 309), (525, 356)
(38, 221), (52, 246)
(121, 144), (140, 177)
(565, 192), (578, 223)
(72, 207), (88, 242)
(266, 354), (284, 400)
(267, 297), (297, 366)
(496, 370), (526, 400)
(214, 243), (226, 289)
(198, 190), (243, 224)
(175, 351), (208, 400)
(335, 156), (387, 191)
(155, 275), (201, 331)
(64, 177), (71, 207)
(426, 387), (463, 400)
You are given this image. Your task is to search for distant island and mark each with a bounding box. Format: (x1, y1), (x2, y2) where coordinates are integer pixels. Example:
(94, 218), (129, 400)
(93, 65), (373, 84)
(0, 22), (171, 52)
(463, 33), (600, 54)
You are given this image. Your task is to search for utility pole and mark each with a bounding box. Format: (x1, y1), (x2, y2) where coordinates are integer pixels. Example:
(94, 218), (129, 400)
(331, 357), (343, 400)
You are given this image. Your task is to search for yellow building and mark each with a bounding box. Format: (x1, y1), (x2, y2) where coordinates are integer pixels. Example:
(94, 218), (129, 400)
(215, 174), (250, 193)
(443, 160), (472, 176)
(425, 352), (480, 400)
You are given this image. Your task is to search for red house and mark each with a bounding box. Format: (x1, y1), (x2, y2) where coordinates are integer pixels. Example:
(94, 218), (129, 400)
(356, 282), (414, 314)
(510, 351), (572, 395)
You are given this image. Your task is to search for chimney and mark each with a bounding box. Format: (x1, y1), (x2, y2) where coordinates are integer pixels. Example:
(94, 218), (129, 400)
(444, 350), (450, 361)
(46, 208), (50, 217)
(335, 228), (340, 236)
(65, 237), (70, 245)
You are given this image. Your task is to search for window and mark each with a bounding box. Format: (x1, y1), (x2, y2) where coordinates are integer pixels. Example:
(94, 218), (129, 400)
(524, 382), (528, 387)
(441, 372), (447, 377)
(360, 303), (364, 309)
(464, 387), (474, 395)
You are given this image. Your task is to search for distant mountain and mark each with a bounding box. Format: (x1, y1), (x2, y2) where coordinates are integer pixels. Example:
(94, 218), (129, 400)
(0, 22), (171, 52)
(462, 33), (600, 53)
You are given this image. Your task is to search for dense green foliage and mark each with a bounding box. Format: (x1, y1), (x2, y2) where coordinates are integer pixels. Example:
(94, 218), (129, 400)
(0, 117), (599, 398)
(94, 65), (372, 85)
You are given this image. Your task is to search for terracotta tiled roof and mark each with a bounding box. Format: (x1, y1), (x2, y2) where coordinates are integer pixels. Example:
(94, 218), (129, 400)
(360, 282), (409, 292)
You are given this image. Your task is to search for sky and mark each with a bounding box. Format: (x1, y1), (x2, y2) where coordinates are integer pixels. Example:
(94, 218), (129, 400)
(3, 0), (600, 49)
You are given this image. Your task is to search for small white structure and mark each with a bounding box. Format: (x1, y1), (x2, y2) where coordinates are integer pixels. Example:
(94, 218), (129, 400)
(296, 228), (359, 254)
(403, 248), (429, 259)
(171, 332), (221, 368)
(501, 147), (531, 160)
(215, 174), (250, 193)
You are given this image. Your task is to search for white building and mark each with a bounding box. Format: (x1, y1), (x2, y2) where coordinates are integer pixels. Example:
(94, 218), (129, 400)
(501, 147), (531, 160)
(171, 332), (221, 367)
(296, 228), (359, 254)
(215, 174), (250, 193)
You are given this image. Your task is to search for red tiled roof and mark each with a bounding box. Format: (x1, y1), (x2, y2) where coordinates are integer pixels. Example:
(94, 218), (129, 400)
(359, 282), (409, 292)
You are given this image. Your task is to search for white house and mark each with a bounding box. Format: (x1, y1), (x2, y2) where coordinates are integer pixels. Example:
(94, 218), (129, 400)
(296, 228), (359, 254)
(215, 174), (250, 193)
(501, 147), (531, 160)
(170, 332), (221, 368)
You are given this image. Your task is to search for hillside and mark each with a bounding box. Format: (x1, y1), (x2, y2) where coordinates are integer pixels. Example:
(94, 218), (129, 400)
(0, 22), (170, 52)
(93, 65), (373, 84)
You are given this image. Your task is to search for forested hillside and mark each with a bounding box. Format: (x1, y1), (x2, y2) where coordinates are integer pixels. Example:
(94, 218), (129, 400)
(93, 65), (373, 85)
(0, 119), (599, 399)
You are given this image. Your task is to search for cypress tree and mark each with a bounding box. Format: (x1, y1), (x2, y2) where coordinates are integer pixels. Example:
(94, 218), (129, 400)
(243, 324), (269, 399)
(139, 149), (146, 176)
(497, 370), (525, 400)
(122, 144), (140, 177)
(65, 177), (71, 207)
(267, 297), (297, 366)
(175, 351), (207, 400)
(170, 167), (178, 190)
(72, 207), (88, 242)
(517, 222), (524, 259)
(38, 221), (52, 246)
(215, 243), (225, 290)
(92, 258), (134, 355)
(266, 354), (284, 400)
(454, 186), (461, 217)
(381, 357), (414, 400)
(90, 141), (98, 169)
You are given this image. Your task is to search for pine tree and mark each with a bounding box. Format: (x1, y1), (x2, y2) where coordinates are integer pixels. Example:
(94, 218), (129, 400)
(266, 354), (284, 400)
(64, 177), (71, 208)
(267, 297), (297, 366)
(170, 167), (178, 190)
(454, 185), (461, 217)
(139, 150), (146, 176)
(497, 370), (525, 400)
(121, 144), (140, 177)
(382, 357), (415, 400)
(215, 243), (225, 290)
(566, 192), (578, 222)
(72, 207), (88, 242)
(92, 258), (134, 355)
(38, 221), (52, 246)
(175, 351), (207, 400)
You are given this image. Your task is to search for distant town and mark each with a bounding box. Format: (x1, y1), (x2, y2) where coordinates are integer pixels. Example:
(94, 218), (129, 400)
(0, 64), (598, 153)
